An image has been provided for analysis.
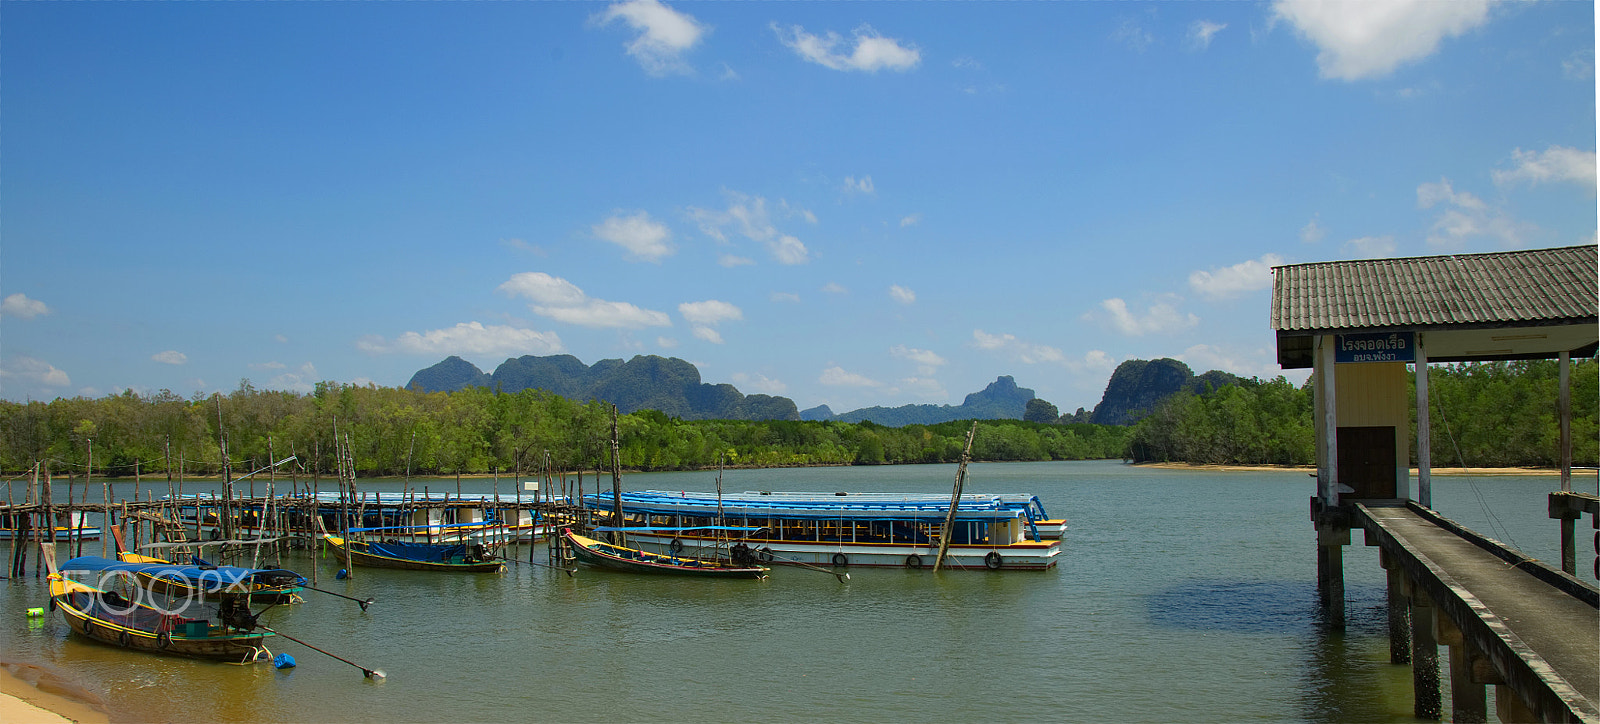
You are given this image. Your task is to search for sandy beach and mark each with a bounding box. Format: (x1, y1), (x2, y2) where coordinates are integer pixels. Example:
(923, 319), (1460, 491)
(1138, 462), (1574, 476)
(0, 663), (109, 724)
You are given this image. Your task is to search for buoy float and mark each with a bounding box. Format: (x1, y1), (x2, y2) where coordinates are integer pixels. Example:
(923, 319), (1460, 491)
(336, 569), (349, 580)
(25, 607), (44, 618)
(273, 653), (297, 669)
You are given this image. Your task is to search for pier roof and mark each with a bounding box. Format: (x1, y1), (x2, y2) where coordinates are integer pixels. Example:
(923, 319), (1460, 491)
(1272, 245), (1598, 368)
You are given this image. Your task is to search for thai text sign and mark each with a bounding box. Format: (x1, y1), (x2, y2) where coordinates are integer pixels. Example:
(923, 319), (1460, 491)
(1336, 332), (1415, 363)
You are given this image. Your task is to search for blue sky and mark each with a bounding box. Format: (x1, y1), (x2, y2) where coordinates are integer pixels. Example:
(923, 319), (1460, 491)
(2, 1), (1594, 414)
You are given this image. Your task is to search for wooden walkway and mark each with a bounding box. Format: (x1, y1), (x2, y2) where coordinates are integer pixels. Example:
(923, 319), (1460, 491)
(1356, 501), (1598, 723)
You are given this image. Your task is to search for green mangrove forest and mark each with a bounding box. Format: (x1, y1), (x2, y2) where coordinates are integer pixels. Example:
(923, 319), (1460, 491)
(1, 358), (1591, 480)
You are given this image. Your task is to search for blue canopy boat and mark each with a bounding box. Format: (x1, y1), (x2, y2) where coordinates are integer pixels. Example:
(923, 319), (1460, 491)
(50, 556), (281, 663)
(319, 520), (507, 572)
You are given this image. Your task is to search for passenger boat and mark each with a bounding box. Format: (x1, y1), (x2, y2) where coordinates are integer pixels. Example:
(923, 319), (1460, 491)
(562, 528), (768, 578)
(581, 490), (1062, 570)
(320, 525), (507, 573)
(0, 510), (101, 541)
(50, 556), (276, 663)
(736, 491), (1070, 540)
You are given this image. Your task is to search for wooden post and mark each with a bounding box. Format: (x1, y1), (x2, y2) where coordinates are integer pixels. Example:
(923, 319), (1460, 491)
(1416, 334), (1431, 508)
(934, 422), (977, 572)
(1410, 590), (1441, 719)
(610, 405), (623, 534)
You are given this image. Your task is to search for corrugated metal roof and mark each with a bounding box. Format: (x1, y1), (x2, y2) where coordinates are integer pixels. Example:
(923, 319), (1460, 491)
(1271, 245), (1598, 332)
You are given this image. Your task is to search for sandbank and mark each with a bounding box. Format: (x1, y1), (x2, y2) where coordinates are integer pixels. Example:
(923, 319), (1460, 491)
(0, 663), (109, 724)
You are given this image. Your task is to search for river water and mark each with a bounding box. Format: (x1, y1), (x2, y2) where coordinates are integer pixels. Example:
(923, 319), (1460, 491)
(0, 460), (1589, 723)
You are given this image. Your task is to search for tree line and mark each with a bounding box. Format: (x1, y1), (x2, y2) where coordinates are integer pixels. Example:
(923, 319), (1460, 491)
(1125, 359), (1599, 468)
(0, 381), (1133, 480)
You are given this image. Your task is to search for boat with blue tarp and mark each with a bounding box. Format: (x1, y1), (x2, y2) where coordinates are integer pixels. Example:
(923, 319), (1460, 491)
(49, 555), (279, 663)
(320, 520), (508, 572)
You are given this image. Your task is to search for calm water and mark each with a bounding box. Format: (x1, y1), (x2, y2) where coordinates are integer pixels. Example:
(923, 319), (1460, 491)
(1, 461), (1589, 723)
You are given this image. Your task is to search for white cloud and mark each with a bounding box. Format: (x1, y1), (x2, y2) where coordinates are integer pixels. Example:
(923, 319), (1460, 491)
(593, 211), (674, 262)
(357, 321), (565, 357)
(719, 254), (755, 268)
(679, 300), (742, 325)
(771, 235), (809, 265)
(843, 175), (875, 195)
(1492, 146), (1597, 189)
(274, 334), (289, 344)
(1271, 0), (1493, 81)
(1089, 298), (1200, 336)
(499, 272), (671, 328)
(821, 282), (847, 295)
(970, 330), (1066, 365)
(657, 336), (679, 348)
(1113, 18), (1155, 52)
(688, 191), (810, 265)
(770, 292), (801, 303)
(888, 285), (916, 305)
(900, 214), (921, 228)
(152, 350), (189, 366)
(1187, 20), (1227, 50)
(1301, 217), (1327, 244)
(819, 366), (882, 387)
(594, 0), (707, 76)
(1188, 254), (1285, 300)
(1344, 235), (1397, 257)
(890, 344), (946, 376)
(1417, 178), (1531, 249)
(1, 294), (50, 319)
(268, 363), (320, 394)
(680, 299), (741, 345)
(0, 355), (70, 388)
(773, 23), (920, 73)
(732, 372), (788, 395)
(250, 361), (288, 371)
(1564, 49), (1594, 80)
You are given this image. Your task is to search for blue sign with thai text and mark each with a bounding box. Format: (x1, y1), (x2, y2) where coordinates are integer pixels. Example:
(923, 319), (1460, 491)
(1336, 332), (1415, 363)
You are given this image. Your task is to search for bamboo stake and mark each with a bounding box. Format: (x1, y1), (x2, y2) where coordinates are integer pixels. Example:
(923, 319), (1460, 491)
(933, 422), (978, 572)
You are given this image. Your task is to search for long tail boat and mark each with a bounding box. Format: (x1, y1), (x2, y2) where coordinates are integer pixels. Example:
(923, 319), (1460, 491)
(562, 528), (768, 579)
(111, 525), (306, 604)
(50, 556), (277, 663)
(321, 533), (507, 573)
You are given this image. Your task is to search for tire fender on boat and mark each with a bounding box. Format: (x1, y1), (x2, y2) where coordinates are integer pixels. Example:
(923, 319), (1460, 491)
(831, 552), (848, 568)
(984, 551), (1003, 570)
(759, 547), (774, 563)
(669, 538), (684, 555)
(119, 630), (132, 647)
(905, 554), (922, 569)
(157, 631), (172, 649)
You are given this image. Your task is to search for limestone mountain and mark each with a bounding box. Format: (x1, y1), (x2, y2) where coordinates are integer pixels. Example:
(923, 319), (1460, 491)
(406, 354), (800, 421)
(810, 376), (1036, 426)
(1088, 358), (1241, 425)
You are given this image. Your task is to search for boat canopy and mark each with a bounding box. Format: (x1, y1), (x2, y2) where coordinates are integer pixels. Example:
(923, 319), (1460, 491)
(581, 491), (1033, 523)
(59, 556), (306, 590)
(591, 525), (766, 533)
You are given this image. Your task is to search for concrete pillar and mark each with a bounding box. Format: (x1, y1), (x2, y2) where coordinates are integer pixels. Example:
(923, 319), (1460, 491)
(1437, 616), (1486, 723)
(1384, 551), (1411, 664)
(1317, 524), (1348, 628)
(1411, 590), (1441, 719)
(1319, 335), (1339, 507)
(1495, 684), (1536, 724)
